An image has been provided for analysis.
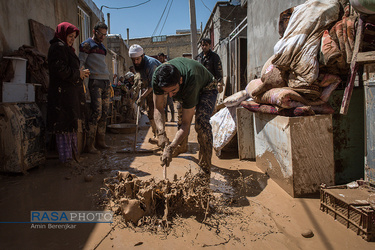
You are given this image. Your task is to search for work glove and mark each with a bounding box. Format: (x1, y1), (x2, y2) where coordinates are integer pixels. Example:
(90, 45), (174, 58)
(161, 144), (174, 167)
(157, 132), (169, 149)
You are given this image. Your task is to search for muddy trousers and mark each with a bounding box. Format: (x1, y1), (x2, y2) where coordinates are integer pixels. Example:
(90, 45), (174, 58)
(87, 79), (110, 147)
(194, 88), (218, 175)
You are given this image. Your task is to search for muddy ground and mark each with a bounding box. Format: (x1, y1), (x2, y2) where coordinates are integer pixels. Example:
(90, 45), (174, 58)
(0, 112), (374, 250)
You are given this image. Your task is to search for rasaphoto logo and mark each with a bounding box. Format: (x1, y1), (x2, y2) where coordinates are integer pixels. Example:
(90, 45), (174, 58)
(31, 211), (113, 223)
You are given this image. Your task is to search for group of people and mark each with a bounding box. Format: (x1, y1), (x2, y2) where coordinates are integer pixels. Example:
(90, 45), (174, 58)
(47, 21), (223, 179)
(111, 68), (137, 120)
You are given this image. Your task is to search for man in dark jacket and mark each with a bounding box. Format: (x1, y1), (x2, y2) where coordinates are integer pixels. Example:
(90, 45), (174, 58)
(195, 38), (224, 93)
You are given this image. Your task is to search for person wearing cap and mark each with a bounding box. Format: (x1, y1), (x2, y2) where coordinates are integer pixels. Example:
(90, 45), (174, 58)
(129, 44), (161, 144)
(79, 22), (110, 154)
(195, 38), (224, 93)
(152, 57), (218, 180)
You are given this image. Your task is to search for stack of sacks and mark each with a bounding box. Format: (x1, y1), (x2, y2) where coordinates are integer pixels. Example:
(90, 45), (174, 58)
(241, 66), (341, 116)
(240, 0), (354, 117)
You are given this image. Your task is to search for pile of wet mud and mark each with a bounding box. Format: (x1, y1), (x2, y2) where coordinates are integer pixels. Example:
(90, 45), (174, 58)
(102, 170), (214, 227)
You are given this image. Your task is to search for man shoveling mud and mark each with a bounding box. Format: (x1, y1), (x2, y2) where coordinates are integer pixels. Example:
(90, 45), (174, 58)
(128, 44), (161, 144)
(152, 58), (218, 178)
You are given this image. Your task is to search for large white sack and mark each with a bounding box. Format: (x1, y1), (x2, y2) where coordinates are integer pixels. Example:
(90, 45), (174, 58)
(210, 106), (237, 156)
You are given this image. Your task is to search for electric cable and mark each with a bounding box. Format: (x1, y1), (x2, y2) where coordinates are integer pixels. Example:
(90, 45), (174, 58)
(100, 0), (152, 11)
(151, 0), (171, 37)
(159, 0), (174, 36)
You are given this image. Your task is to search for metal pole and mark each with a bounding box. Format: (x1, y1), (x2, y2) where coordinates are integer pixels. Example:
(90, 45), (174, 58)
(107, 13), (110, 33)
(127, 28), (130, 45)
(189, 0), (198, 59)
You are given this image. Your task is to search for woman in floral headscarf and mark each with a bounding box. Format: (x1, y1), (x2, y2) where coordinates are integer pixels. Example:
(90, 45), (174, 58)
(47, 22), (90, 166)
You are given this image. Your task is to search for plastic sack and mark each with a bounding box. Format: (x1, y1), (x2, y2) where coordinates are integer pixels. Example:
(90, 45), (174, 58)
(210, 106), (237, 156)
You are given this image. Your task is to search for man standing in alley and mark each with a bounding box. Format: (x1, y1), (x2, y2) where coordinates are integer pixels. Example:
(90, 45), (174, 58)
(152, 58), (218, 180)
(129, 44), (161, 144)
(79, 22), (110, 154)
(195, 38), (224, 93)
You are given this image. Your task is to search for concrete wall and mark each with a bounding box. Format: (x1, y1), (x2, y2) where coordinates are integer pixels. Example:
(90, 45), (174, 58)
(129, 34), (192, 60)
(0, 0), (105, 58)
(107, 35), (133, 76)
(0, 0), (56, 57)
(246, 0), (304, 80)
(200, 2), (247, 50)
(0, 0), (120, 84)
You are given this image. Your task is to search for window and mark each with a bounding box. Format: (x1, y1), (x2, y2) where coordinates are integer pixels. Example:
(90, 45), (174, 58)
(78, 7), (90, 43)
(152, 35), (166, 43)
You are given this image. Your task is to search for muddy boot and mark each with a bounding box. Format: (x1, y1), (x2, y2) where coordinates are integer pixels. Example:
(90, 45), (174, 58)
(96, 133), (110, 149)
(72, 149), (82, 163)
(86, 124), (100, 154)
(172, 136), (188, 157)
(198, 151), (211, 177)
(86, 136), (100, 154)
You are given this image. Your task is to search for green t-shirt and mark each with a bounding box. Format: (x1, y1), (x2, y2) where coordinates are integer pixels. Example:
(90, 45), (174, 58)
(152, 57), (214, 109)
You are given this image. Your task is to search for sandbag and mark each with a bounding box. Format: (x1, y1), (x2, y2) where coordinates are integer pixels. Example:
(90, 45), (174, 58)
(241, 100), (334, 116)
(255, 66), (287, 96)
(254, 87), (309, 109)
(261, 55), (275, 77)
(245, 78), (263, 97)
(223, 90), (250, 107)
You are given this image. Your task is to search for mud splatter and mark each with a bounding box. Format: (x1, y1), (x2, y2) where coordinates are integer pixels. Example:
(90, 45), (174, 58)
(103, 171), (213, 228)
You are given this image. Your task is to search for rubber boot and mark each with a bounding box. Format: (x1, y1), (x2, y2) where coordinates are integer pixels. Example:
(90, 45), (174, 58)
(148, 119), (158, 144)
(86, 136), (100, 154)
(96, 121), (110, 149)
(172, 136), (188, 157)
(86, 124), (100, 154)
(96, 133), (110, 149)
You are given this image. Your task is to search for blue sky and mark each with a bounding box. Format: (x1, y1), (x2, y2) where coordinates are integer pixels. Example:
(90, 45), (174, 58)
(91, 0), (220, 39)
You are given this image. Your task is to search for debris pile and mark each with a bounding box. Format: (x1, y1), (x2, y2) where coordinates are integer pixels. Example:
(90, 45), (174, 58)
(103, 171), (213, 226)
